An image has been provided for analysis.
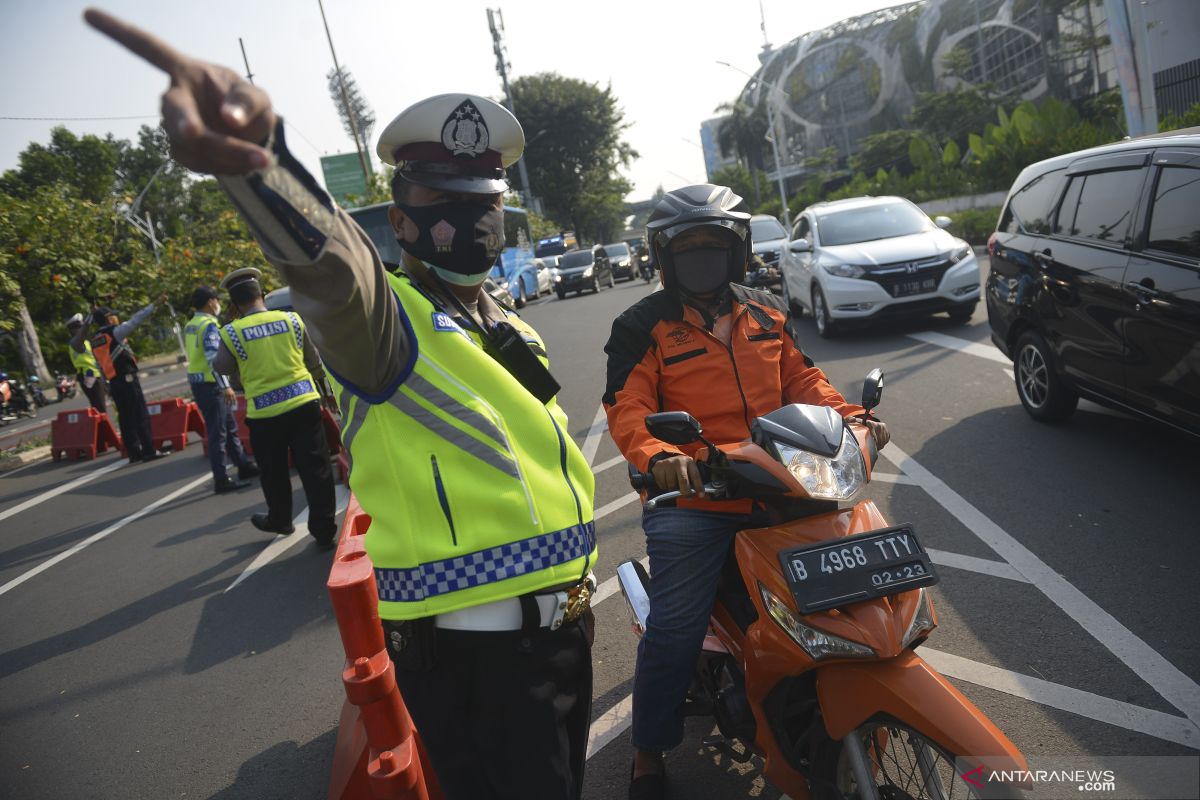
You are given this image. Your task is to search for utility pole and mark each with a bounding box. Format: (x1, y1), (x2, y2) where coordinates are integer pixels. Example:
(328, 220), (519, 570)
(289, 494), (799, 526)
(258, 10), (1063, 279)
(487, 8), (538, 214)
(317, 0), (371, 184)
(718, 60), (791, 229)
(124, 165), (187, 360)
(238, 37), (255, 85)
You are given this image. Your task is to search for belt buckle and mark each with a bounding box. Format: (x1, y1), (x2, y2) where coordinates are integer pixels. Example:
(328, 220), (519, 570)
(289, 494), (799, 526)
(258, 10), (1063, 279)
(563, 577), (595, 623)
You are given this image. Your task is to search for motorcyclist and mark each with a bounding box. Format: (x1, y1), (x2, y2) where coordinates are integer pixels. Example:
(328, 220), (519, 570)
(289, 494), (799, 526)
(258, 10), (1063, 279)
(602, 184), (889, 799)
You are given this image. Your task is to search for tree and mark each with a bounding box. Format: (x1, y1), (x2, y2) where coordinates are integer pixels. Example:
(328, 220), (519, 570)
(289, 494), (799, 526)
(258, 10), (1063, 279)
(327, 66), (375, 151)
(909, 87), (999, 149)
(508, 73), (637, 240)
(0, 127), (123, 204)
(714, 101), (769, 205)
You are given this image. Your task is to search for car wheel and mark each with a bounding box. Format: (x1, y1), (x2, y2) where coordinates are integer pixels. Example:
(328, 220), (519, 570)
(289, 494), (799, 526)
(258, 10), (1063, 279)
(782, 277), (801, 317)
(812, 287), (837, 338)
(516, 283), (527, 309)
(608, 271), (615, 288)
(556, 289), (566, 300)
(948, 303), (975, 324)
(1014, 330), (1078, 422)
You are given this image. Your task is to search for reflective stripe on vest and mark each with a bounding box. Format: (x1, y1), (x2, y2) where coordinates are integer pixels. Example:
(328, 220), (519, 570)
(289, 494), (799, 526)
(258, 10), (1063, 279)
(219, 310), (318, 419)
(330, 273), (596, 621)
(183, 313), (218, 384)
(70, 339), (100, 378)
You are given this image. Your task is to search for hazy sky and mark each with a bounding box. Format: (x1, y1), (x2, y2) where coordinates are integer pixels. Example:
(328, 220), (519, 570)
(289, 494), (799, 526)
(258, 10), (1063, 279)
(2, 0), (908, 201)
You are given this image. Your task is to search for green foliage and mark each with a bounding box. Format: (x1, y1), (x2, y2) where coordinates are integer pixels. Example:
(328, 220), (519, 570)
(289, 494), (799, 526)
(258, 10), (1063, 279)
(943, 206), (1002, 246)
(1159, 102), (1200, 132)
(710, 163), (768, 210)
(849, 129), (920, 176)
(509, 73), (637, 242)
(342, 165), (395, 209)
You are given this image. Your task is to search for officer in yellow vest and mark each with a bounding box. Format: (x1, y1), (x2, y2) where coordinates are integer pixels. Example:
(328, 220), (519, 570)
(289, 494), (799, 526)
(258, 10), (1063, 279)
(65, 313), (107, 414)
(213, 268), (336, 548)
(184, 286), (259, 493)
(84, 12), (599, 798)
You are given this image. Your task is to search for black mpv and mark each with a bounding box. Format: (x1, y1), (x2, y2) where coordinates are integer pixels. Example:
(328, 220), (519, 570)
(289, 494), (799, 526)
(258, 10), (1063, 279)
(986, 129), (1200, 438)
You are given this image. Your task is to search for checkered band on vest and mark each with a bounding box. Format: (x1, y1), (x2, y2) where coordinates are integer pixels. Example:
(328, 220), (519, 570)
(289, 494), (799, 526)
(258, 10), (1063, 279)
(223, 324), (249, 361)
(253, 378), (315, 410)
(374, 521), (596, 603)
(286, 312), (303, 349)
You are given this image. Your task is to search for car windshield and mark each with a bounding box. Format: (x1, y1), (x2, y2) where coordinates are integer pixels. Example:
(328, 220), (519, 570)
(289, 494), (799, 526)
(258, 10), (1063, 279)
(604, 243), (629, 257)
(750, 217), (787, 241)
(559, 250), (595, 268)
(817, 202), (931, 246)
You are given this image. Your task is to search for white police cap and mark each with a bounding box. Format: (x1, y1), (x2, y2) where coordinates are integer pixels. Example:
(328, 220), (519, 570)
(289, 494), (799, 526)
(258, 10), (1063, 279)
(220, 267), (263, 292)
(376, 94), (524, 194)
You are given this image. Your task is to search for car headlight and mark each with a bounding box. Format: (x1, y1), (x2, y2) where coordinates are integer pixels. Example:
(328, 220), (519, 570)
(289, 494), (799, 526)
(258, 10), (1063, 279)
(949, 244), (972, 263)
(759, 583), (875, 660)
(583, 266), (594, 278)
(619, 259), (630, 267)
(900, 587), (937, 649)
(822, 262), (866, 279)
(773, 429), (866, 501)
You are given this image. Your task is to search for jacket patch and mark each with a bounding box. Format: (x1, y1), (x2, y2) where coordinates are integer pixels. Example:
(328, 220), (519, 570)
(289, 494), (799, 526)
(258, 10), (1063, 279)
(665, 326), (696, 346)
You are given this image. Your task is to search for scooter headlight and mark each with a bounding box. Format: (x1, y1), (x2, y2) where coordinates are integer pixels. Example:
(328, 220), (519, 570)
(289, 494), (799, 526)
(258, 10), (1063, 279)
(773, 430), (866, 501)
(759, 583), (875, 660)
(900, 587), (937, 649)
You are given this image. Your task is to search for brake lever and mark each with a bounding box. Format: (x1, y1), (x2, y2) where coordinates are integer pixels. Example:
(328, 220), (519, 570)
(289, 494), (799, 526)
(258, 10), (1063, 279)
(644, 483), (718, 512)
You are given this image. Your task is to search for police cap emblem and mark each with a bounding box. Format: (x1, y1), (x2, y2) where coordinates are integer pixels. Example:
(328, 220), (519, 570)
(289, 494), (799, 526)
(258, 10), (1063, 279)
(441, 98), (491, 158)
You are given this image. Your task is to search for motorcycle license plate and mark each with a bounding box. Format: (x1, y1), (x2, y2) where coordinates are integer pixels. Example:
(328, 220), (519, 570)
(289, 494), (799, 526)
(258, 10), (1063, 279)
(891, 278), (937, 297)
(778, 525), (938, 614)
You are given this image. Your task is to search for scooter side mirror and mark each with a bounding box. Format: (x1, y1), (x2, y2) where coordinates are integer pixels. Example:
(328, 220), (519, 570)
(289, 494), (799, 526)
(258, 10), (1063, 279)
(861, 368), (884, 413)
(645, 411), (703, 445)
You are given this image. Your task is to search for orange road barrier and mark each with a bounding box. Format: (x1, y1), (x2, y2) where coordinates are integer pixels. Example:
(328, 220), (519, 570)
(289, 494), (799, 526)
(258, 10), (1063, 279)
(326, 497), (441, 800)
(228, 397), (343, 463)
(147, 397), (206, 453)
(50, 407), (124, 461)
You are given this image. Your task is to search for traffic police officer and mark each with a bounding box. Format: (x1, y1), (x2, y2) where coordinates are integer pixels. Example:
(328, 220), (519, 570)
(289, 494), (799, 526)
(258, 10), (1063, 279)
(212, 268), (336, 548)
(184, 285), (259, 493)
(74, 294), (168, 463)
(66, 313), (108, 414)
(83, 11), (599, 798)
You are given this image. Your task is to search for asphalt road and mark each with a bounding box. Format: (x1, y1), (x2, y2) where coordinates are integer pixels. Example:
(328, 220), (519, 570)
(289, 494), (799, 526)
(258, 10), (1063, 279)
(2, 265), (1198, 800)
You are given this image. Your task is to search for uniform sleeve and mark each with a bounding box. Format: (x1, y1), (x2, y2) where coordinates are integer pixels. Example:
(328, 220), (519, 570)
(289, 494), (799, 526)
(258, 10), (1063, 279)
(216, 120), (407, 397)
(780, 315), (865, 419)
(213, 340), (242, 392)
(113, 302), (156, 341)
(602, 315), (683, 473)
(300, 325), (326, 384)
(202, 322), (229, 389)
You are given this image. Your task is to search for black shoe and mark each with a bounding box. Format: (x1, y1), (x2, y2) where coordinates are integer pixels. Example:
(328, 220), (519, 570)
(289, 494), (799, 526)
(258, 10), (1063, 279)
(214, 477), (250, 494)
(314, 536), (338, 552)
(629, 759), (668, 800)
(237, 462), (260, 479)
(251, 513), (295, 536)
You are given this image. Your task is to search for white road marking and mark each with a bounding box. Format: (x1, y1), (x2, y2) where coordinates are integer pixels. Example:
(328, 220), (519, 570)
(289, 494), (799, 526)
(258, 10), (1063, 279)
(594, 492), (640, 521)
(224, 484), (351, 592)
(926, 548), (1030, 582)
(0, 458), (125, 523)
(587, 694), (634, 759)
(906, 331), (1010, 364)
(0, 472), (209, 596)
(870, 471), (918, 485)
(922, 648), (1200, 749)
(580, 405), (608, 467)
(885, 443), (1200, 728)
(592, 454), (627, 475)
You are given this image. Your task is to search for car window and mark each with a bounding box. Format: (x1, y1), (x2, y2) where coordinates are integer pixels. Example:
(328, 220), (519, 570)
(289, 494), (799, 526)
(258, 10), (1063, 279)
(750, 217), (787, 241)
(559, 251), (594, 268)
(1145, 166), (1200, 260)
(1055, 169), (1142, 246)
(1001, 170), (1065, 234)
(815, 202), (931, 246)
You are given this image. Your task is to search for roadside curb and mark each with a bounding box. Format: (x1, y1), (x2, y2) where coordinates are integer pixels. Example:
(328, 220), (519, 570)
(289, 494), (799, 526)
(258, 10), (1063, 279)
(142, 361), (186, 377)
(0, 445), (53, 474)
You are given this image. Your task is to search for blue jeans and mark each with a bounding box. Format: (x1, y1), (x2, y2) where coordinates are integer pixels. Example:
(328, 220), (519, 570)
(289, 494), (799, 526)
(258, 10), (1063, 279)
(191, 381), (249, 482)
(631, 506), (771, 752)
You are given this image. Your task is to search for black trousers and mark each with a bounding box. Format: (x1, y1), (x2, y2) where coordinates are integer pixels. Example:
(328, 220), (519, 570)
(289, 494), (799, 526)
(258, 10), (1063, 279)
(79, 374), (107, 415)
(387, 613), (593, 800)
(109, 373), (154, 459)
(245, 400), (336, 540)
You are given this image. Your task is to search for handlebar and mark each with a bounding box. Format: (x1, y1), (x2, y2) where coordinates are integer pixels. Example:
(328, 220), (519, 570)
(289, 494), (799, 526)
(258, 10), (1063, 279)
(645, 484), (719, 512)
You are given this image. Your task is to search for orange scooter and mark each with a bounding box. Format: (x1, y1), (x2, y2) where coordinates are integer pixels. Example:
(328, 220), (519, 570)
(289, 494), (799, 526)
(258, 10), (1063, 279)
(617, 370), (1027, 800)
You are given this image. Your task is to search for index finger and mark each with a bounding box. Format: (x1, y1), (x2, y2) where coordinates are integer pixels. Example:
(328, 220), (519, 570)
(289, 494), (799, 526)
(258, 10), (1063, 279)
(84, 8), (187, 75)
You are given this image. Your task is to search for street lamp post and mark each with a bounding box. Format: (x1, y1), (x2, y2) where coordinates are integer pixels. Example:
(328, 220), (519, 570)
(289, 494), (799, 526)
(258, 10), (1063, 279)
(717, 60), (791, 230)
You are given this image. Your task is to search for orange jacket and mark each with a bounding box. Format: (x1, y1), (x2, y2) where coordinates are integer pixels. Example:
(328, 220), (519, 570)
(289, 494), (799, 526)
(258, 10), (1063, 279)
(603, 284), (864, 512)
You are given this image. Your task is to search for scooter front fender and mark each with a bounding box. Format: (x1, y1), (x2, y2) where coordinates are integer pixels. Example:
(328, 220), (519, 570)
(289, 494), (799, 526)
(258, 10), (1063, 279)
(817, 650), (1026, 775)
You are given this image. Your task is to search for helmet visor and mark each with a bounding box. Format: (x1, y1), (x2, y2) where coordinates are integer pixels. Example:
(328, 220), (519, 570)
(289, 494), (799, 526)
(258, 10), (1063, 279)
(653, 218), (749, 251)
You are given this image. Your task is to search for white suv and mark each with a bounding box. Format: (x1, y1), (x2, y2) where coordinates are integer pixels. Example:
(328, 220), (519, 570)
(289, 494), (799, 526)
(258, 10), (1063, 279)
(780, 196), (980, 337)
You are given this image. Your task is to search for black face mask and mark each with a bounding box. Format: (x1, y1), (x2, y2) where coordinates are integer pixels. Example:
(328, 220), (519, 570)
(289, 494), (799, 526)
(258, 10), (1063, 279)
(395, 201), (504, 282)
(673, 247), (732, 295)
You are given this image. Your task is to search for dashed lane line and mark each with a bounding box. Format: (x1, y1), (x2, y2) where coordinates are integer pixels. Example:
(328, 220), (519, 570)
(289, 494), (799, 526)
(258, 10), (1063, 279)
(885, 443), (1200, 728)
(224, 483), (352, 592)
(926, 548), (1029, 582)
(0, 458), (125, 524)
(580, 405), (608, 467)
(0, 472), (210, 596)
